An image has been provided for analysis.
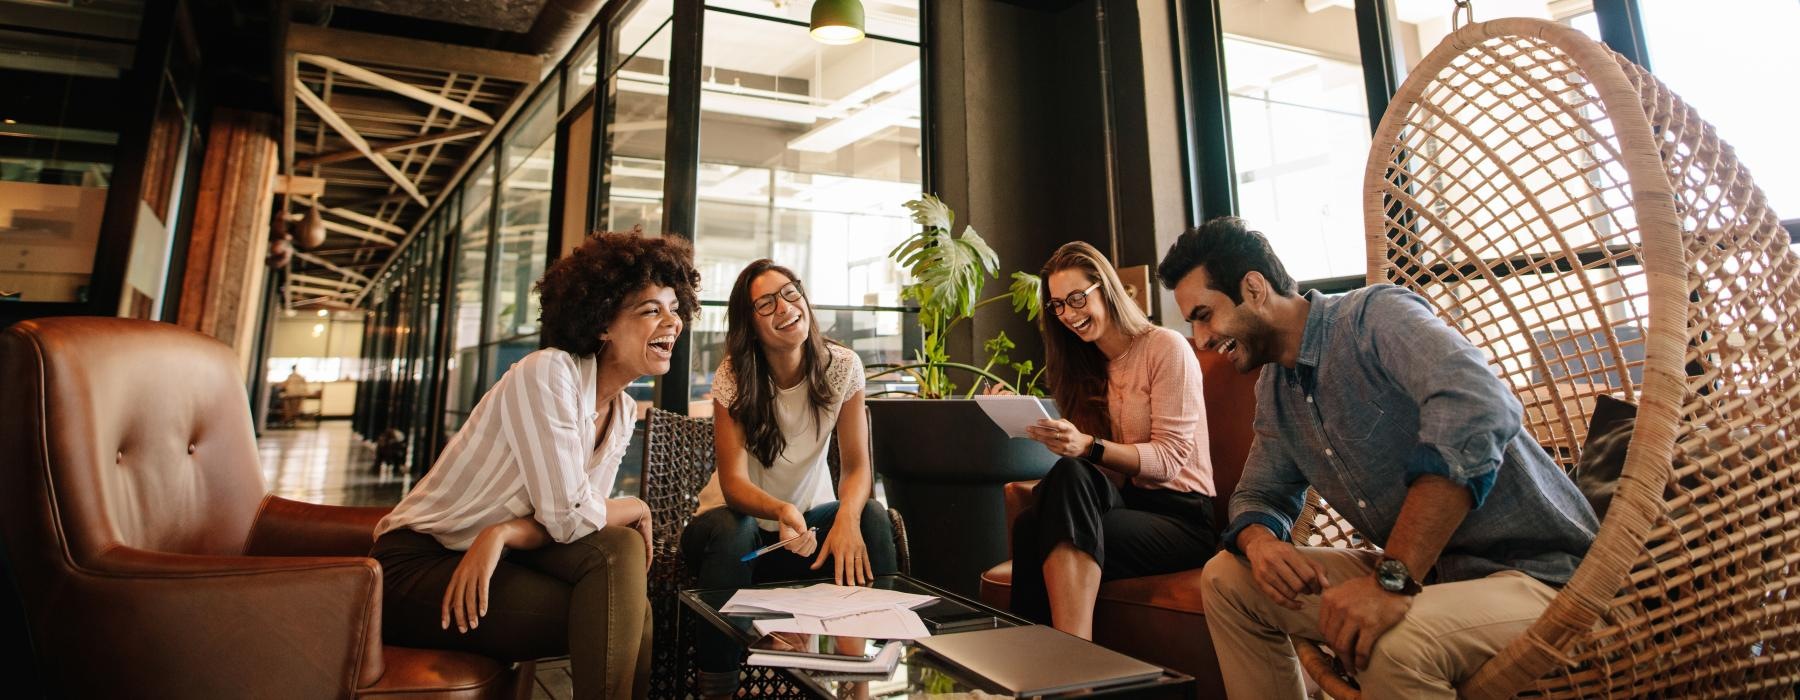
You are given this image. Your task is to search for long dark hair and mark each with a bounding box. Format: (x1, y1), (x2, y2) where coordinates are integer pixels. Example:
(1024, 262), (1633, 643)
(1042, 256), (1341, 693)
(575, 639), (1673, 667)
(724, 260), (838, 466)
(1039, 242), (1155, 439)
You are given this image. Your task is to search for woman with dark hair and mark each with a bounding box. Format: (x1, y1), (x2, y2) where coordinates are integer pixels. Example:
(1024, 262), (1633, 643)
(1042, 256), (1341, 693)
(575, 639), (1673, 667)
(372, 232), (700, 700)
(680, 259), (898, 698)
(1010, 241), (1219, 639)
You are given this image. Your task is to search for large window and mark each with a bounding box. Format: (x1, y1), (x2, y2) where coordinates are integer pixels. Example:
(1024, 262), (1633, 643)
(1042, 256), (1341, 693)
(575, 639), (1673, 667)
(1386, 1), (1598, 77)
(1220, 0), (1372, 282)
(1637, 1), (1798, 227)
(445, 160), (493, 433)
(488, 82), (559, 389)
(0, 20), (136, 303)
(492, 85), (558, 348)
(688, 2), (922, 407)
(602, 0), (674, 235)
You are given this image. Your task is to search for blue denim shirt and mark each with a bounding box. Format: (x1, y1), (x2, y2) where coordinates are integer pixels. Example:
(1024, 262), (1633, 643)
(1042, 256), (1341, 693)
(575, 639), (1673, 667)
(1223, 285), (1598, 586)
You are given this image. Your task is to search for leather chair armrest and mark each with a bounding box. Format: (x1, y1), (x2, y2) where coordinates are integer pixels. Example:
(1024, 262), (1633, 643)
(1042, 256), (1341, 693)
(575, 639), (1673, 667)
(64, 547), (386, 694)
(1001, 479), (1041, 555)
(246, 494), (391, 557)
(1003, 480), (1041, 522)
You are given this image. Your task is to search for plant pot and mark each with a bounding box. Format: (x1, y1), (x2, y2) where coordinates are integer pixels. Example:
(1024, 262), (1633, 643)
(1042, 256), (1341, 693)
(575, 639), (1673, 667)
(868, 397), (1060, 598)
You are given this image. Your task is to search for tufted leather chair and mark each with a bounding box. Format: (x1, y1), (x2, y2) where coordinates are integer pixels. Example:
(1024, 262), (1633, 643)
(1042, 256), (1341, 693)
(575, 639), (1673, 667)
(0, 317), (524, 699)
(977, 345), (1259, 699)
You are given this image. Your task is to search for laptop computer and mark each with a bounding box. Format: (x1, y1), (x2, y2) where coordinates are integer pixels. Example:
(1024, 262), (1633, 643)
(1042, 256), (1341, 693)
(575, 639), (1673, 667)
(914, 624), (1164, 696)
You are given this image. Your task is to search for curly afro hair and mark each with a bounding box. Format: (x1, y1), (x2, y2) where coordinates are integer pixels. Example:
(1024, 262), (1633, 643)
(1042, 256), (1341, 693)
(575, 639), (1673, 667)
(535, 231), (701, 357)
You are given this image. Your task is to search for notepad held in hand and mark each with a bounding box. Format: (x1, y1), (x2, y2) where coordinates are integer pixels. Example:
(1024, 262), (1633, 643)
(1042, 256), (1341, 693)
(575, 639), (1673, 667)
(973, 395), (1053, 438)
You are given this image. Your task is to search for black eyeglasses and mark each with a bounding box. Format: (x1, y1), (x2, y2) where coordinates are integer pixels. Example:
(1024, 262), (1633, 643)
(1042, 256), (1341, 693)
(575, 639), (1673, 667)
(752, 284), (805, 316)
(1047, 282), (1101, 318)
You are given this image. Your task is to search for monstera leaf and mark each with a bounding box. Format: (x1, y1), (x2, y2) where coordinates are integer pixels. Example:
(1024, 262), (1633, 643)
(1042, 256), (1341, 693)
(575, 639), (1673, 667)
(904, 194), (954, 232)
(1008, 271), (1042, 322)
(890, 221), (999, 321)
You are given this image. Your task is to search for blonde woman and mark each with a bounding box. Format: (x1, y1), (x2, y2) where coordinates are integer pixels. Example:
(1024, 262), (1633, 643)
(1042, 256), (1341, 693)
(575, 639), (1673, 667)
(1012, 241), (1219, 639)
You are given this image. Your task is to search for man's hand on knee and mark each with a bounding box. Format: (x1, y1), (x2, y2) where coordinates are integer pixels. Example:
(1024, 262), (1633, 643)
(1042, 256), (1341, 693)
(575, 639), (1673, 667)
(1241, 527), (1330, 610)
(1318, 574), (1413, 672)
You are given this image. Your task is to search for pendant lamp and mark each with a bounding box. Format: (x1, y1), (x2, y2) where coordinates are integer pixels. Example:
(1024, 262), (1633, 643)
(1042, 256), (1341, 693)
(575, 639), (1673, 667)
(810, 0), (865, 45)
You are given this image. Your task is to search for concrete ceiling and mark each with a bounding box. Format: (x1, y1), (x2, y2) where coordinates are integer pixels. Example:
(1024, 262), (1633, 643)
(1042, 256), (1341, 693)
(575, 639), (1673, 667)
(334, 0), (551, 33)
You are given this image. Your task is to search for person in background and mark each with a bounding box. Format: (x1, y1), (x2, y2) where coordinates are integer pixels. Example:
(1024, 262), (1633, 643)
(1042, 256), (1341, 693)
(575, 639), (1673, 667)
(1161, 217), (1596, 699)
(681, 259), (898, 699)
(1009, 241), (1219, 639)
(372, 232), (701, 700)
(280, 365), (309, 425)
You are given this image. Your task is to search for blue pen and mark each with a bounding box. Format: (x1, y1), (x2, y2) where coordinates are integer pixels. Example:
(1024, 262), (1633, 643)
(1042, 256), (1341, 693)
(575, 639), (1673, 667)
(740, 527), (818, 562)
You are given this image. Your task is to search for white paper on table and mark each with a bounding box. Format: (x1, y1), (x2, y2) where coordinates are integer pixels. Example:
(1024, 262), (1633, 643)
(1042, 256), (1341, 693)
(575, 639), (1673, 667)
(795, 583), (938, 610)
(974, 395), (1053, 439)
(752, 604), (932, 640)
(746, 639), (903, 673)
(719, 589), (792, 615)
(722, 584), (938, 618)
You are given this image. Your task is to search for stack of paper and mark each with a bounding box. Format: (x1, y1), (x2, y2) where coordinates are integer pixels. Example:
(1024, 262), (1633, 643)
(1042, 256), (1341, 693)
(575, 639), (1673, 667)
(746, 639), (904, 674)
(723, 583), (938, 641)
(752, 605), (931, 639)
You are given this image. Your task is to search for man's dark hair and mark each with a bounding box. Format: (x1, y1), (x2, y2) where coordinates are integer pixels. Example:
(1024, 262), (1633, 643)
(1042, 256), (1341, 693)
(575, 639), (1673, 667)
(536, 231), (701, 356)
(1156, 216), (1298, 304)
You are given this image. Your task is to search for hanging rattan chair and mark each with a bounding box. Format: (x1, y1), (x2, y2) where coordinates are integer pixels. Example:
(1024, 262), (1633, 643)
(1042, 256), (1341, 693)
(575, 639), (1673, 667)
(1289, 17), (1800, 699)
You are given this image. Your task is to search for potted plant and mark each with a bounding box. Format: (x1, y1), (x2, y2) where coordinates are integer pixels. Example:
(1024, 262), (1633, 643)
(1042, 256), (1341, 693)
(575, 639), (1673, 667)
(863, 194), (1061, 597)
(866, 194), (1044, 397)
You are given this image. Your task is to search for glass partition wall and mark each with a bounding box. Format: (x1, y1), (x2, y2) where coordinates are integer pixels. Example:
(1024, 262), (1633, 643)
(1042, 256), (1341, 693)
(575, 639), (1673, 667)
(686, 4), (922, 413)
(353, 0), (928, 484)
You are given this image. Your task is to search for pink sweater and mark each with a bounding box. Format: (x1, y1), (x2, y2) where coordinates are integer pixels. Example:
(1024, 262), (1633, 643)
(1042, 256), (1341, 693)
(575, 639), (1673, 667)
(1106, 327), (1215, 495)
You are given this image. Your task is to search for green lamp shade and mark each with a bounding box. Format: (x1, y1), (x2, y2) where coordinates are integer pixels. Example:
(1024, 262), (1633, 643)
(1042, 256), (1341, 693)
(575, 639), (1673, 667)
(810, 0), (865, 45)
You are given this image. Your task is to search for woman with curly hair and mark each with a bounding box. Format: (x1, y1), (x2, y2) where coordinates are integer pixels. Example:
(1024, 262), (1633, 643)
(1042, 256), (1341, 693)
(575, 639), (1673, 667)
(681, 259), (897, 698)
(372, 232), (699, 700)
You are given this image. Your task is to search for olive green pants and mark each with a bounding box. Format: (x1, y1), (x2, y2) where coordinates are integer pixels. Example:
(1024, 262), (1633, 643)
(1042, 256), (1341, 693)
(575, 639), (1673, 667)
(374, 526), (652, 700)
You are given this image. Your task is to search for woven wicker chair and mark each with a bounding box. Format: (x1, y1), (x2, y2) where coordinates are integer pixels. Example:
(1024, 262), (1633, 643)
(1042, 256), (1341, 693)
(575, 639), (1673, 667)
(1288, 17), (1800, 699)
(639, 406), (911, 699)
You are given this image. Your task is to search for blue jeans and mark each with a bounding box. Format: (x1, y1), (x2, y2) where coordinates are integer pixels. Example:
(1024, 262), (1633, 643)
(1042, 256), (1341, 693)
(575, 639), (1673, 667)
(679, 500), (898, 695)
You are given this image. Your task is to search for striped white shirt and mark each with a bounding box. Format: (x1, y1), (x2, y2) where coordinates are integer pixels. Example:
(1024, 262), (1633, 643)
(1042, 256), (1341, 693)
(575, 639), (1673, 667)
(375, 348), (634, 551)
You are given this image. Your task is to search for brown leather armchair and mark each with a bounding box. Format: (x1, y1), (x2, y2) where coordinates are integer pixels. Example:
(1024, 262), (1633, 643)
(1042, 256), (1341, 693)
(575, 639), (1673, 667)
(978, 346), (1259, 698)
(0, 318), (522, 699)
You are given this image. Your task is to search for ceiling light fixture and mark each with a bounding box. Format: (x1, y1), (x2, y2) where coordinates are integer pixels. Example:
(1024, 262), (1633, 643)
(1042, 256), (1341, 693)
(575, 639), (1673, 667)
(810, 0), (865, 45)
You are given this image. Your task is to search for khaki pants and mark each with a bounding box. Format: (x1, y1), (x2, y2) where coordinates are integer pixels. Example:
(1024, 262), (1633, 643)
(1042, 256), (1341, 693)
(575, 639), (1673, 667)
(1200, 548), (1556, 699)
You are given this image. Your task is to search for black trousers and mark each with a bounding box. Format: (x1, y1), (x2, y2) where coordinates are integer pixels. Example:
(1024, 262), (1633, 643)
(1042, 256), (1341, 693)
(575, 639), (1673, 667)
(1010, 457), (1219, 625)
(372, 527), (653, 700)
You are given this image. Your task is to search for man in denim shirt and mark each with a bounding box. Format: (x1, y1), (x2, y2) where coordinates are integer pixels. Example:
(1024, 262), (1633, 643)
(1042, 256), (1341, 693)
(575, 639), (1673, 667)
(1158, 218), (1598, 699)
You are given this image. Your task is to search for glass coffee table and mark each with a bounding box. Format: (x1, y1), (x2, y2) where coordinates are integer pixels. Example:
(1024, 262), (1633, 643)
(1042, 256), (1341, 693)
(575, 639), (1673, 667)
(678, 574), (1194, 698)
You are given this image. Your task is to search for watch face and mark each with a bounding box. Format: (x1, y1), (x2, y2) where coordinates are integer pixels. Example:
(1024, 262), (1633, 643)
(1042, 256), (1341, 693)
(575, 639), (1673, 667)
(1376, 559), (1408, 591)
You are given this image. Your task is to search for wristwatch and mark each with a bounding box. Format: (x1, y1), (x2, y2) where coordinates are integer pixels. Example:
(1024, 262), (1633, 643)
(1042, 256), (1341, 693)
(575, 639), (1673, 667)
(1084, 438), (1106, 463)
(1375, 555), (1423, 596)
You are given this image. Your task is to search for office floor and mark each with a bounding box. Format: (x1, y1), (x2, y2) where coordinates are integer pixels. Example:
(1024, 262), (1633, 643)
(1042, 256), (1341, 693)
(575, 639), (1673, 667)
(256, 421), (576, 700)
(258, 420), (407, 507)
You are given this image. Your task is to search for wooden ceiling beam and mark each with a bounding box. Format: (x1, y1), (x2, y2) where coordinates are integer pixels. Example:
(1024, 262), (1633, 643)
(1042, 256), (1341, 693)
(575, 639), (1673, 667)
(318, 218), (398, 246)
(293, 78), (430, 207)
(292, 195), (407, 235)
(299, 54), (496, 125)
(289, 273), (362, 291)
(287, 24), (543, 84)
(286, 284), (356, 298)
(294, 125), (487, 169)
(295, 251), (372, 282)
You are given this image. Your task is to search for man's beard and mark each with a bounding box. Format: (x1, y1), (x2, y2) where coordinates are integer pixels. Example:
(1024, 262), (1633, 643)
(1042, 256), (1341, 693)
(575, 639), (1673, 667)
(1230, 315), (1278, 372)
